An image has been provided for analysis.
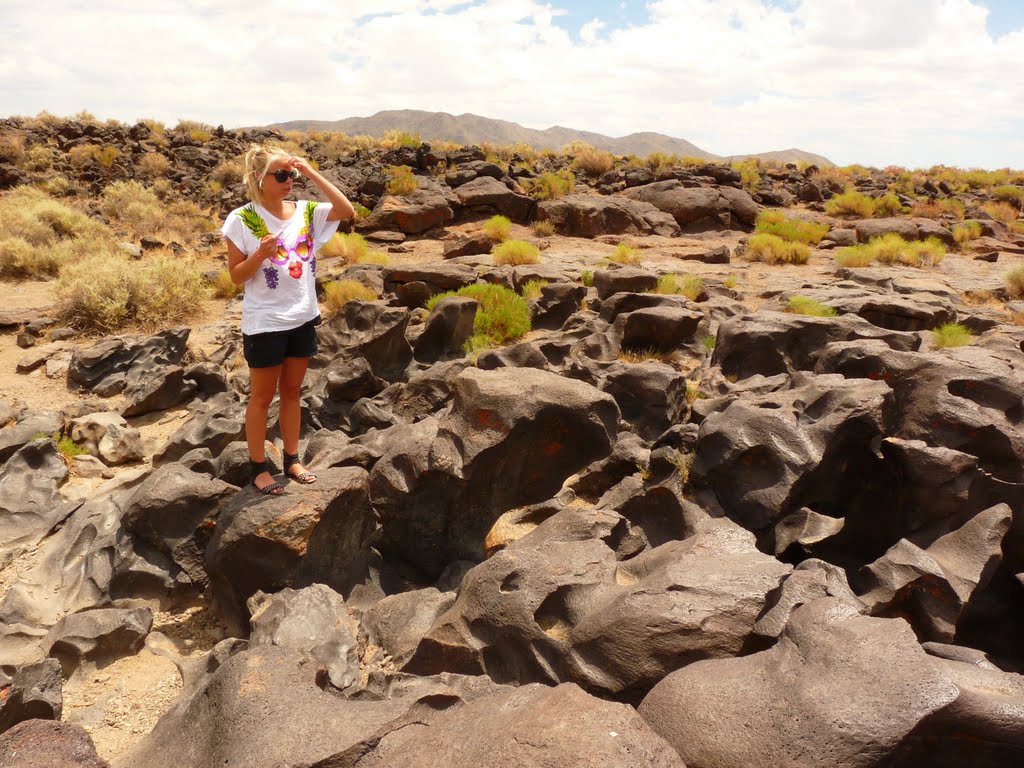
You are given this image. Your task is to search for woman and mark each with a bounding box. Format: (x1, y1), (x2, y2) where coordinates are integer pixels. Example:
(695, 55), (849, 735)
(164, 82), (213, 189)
(222, 144), (356, 494)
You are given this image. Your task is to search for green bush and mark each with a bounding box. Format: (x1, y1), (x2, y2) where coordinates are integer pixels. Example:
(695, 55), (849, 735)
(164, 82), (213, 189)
(580, 269), (594, 287)
(786, 295), (837, 317)
(825, 190), (876, 218)
(836, 234), (946, 268)
(426, 283), (531, 350)
(520, 279), (547, 300)
(754, 210), (829, 245)
(992, 185), (1024, 209)
(952, 220), (984, 246)
(493, 239), (540, 265)
(483, 215), (512, 242)
(743, 233), (811, 265)
(608, 243), (641, 265)
(525, 171), (574, 200)
(386, 165), (418, 195)
(873, 193), (905, 217)
(932, 322), (973, 348)
(655, 273), (703, 300)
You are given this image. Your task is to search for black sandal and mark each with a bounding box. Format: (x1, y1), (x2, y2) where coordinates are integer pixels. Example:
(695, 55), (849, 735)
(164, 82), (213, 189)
(284, 452), (317, 484)
(250, 460), (284, 495)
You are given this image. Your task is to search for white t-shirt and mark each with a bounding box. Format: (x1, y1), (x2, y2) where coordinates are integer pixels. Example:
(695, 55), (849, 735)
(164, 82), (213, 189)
(221, 200), (341, 335)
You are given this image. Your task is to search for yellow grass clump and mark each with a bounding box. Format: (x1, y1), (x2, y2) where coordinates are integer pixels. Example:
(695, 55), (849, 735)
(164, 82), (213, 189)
(493, 239), (540, 265)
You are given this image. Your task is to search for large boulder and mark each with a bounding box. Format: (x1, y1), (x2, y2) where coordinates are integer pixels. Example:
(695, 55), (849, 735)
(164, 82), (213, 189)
(361, 188), (454, 234)
(639, 598), (1024, 768)
(0, 719), (108, 767)
(454, 175), (535, 222)
(537, 194), (681, 238)
(43, 607), (153, 676)
(406, 510), (790, 699)
(67, 328), (190, 394)
(315, 301), (413, 381)
(310, 682), (685, 767)
(0, 659), (63, 733)
(0, 439), (69, 570)
(691, 375), (894, 533)
(621, 180), (759, 231)
(120, 464), (237, 590)
(205, 467), (377, 636)
(713, 311), (920, 380)
(380, 264), (477, 309)
(370, 367), (619, 579)
(152, 394), (245, 467)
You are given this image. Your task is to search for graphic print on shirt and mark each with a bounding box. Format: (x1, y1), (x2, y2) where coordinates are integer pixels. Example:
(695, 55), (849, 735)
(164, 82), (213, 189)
(238, 202), (318, 288)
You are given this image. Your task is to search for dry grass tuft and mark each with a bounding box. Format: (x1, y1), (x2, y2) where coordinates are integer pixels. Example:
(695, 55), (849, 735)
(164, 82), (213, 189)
(493, 239), (540, 265)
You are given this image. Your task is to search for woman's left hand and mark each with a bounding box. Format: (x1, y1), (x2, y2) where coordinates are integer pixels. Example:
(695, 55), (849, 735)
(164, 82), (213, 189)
(287, 156), (316, 178)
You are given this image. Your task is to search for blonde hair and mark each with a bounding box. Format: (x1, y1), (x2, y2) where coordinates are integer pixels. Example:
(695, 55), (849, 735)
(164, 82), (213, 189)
(243, 144), (293, 205)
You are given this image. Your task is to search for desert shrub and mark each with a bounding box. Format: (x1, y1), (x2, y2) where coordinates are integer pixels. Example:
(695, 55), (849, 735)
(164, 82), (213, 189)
(427, 283), (531, 350)
(824, 190), (876, 218)
(732, 158), (762, 192)
(324, 279), (378, 312)
(96, 145), (120, 168)
(992, 185), (1024, 209)
(136, 153), (171, 179)
(1004, 264), (1024, 298)
(521, 279), (547, 300)
(580, 269), (594, 287)
(483, 214), (512, 242)
(932, 322), (972, 348)
(0, 186), (113, 277)
(381, 130), (421, 149)
(24, 145), (54, 172)
(55, 252), (206, 333)
(569, 143), (615, 176)
(786, 295), (837, 317)
(982, 201), (1018, 224)
(176, 120), (213, 143)
(68, 144), (101, 168)
(909, 198), (965, 220)
(531, 219), (556, 237)
(873, 193), (904, 217)
(875, 234), (946, 267)
(618, 347), (668, 363)
(0, 132), (26, 164)
(210, 158), (244, 186)
(360, 250), (391, 266)
(386, 165), (418, 196)
(524, 171), (574, 200)
(608, 243), (641, 266)
(742, 233), (811, 265)
(37, 175), (72, 196)
(655, 273), (703, 300)
(99, 180), (165, 237)
(210, 269), (241, 299)
(493, 239), (540, 265)
(320, 232), (367, 262)
(838, 233), (946, 268)
(952, 220), (984, 246)
(754, 210), (829, 245)
(833, 244), (875, 268)
(353, 203), (372, 220)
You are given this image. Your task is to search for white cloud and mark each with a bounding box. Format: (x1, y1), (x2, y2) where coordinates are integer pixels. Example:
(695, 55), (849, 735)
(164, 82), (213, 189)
(0, 0), (1021, 168)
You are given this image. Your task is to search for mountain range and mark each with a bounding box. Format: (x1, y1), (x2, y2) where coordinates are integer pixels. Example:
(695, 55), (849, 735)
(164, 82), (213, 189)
(268, 110), (833, 167)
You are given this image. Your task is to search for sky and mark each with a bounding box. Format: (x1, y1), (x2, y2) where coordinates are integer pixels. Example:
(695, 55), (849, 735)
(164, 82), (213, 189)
(1, 1), (1022, 169)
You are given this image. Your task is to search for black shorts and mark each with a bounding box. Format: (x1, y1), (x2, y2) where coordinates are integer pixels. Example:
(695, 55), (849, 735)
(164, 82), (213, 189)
(242, 317), (320, 368)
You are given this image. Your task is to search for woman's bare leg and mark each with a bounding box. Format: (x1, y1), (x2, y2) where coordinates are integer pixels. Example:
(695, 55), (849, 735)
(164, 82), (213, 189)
(247, 364), (281, 490)
(279, 356), (311, 478)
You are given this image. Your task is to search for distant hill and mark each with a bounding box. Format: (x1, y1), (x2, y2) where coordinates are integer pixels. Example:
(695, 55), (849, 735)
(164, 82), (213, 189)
(268, 109), (833, 167)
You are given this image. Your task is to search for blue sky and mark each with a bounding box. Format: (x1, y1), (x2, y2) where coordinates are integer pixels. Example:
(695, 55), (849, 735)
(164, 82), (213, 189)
(550, 0), (1024, 38)
(1, 1), (1022, 169)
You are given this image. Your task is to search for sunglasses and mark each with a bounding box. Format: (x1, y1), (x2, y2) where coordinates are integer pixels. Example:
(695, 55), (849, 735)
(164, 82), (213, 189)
(269, 168), (300, 183)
